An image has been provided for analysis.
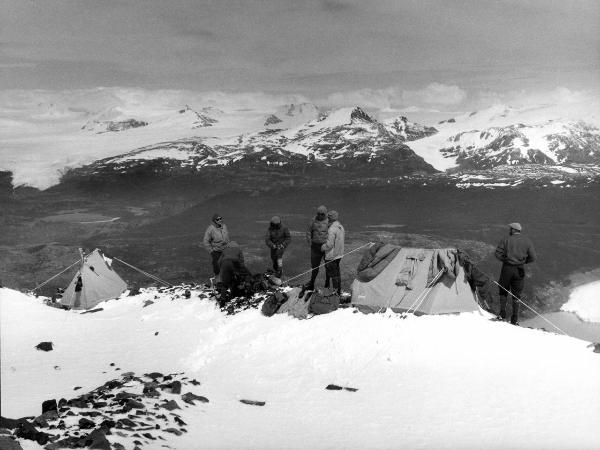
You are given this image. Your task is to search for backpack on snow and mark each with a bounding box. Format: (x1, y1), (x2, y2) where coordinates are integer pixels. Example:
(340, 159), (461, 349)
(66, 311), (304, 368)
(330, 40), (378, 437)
(308, 288), (340, 315)
(261, 291), (288, 317)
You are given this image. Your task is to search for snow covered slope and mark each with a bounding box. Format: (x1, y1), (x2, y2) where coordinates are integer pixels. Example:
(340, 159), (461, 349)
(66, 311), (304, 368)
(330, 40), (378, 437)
(561, 280), (600, 323)
(408, 105), (600, 171)
(2, 287), (599, 449)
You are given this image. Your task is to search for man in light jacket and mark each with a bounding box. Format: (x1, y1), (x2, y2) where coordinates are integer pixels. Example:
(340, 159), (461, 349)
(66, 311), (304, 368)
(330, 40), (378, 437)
(203, 213), (230, 276)
(321, 210), (345, 295)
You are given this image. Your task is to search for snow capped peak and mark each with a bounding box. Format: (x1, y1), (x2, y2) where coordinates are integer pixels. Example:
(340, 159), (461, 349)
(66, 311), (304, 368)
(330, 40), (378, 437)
(350, 106), (374, 123)
(384, 115), (438, 142)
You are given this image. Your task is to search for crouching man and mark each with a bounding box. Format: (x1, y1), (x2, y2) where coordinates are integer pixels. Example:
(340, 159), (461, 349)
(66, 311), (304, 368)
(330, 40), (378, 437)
(217, 241), (251, 306)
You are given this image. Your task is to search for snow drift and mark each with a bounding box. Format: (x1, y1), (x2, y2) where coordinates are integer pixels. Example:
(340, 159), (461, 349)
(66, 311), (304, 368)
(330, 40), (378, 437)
(1, 287), (599, 449)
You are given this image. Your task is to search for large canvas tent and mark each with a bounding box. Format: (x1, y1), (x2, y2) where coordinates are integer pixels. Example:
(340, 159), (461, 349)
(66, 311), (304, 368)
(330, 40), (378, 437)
(61, 249), (128, 310)
(351, 246), (481, 315)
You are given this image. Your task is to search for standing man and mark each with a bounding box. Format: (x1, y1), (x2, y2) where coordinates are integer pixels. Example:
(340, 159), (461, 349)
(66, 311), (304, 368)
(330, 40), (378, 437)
(494, 222), (536, 325)
(203, 213), (230, 277)
(265, 216), (291, 278)
(305, 205), (330, 290)
(321, 210), (345, 295)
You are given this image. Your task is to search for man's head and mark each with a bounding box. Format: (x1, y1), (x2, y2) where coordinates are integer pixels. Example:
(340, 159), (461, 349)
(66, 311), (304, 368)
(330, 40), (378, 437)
(316, 205), (327, 219)
(508, 222), (522, 235)
(270, 215), (281, 228)
(327, 210), (339, 223)
(212, 213), (224, 226)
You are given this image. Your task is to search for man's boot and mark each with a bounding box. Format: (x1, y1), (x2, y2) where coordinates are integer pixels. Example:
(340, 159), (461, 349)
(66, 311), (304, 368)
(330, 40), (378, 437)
(498, 295), (507, 320)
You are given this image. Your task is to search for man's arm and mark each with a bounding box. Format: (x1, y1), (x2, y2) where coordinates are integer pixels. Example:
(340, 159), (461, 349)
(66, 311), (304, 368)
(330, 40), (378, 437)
(525, 241), (537, 264)
(321, 228), (335, 253)
(494, 238), (506, 262)
(265, 229), (274, 248)
(282, 227), (291, 248)
(306, 221), (312, 245)
(203, 227), (213, 252)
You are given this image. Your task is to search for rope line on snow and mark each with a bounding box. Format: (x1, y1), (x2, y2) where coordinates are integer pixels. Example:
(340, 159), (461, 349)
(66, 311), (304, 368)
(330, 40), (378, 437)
(282, 242), (374, 285)
(112, 257), (172, 287)
(30, 256), (88, 292)
(489, 278), (568, 336)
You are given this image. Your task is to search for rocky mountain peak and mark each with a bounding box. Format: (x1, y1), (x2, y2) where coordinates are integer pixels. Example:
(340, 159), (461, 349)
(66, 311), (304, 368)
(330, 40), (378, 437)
(350, 107), (374, 123)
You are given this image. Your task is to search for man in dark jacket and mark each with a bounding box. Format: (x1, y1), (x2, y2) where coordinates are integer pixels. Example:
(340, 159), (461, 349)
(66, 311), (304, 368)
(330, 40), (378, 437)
(203, 213), (230, 276)
(265, 216), (291, 278)
(217, 241), (250, 304)
(305, 205), (330, 290)
(494, 223), (537, 325)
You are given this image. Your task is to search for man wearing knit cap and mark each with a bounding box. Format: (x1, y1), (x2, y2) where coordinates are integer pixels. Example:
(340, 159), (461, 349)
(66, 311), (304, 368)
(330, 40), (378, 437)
(305, 205), (330, 290)
(494, 222), (537, 325)
(321, 210), (345, 295)
(265, 215), (291, 278)
(203, 213), (230, 276)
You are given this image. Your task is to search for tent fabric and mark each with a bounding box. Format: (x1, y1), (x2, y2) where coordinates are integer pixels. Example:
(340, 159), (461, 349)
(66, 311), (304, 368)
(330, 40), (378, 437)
(351, 247), (480, 315)
(61, 250), (127, 310)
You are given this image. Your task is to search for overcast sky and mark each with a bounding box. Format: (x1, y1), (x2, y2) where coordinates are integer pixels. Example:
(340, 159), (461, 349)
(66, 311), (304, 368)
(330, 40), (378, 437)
(1, 0), (599, 110)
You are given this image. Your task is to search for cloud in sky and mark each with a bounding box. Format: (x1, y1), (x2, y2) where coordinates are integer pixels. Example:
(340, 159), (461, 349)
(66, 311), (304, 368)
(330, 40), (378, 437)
(323, 83), (467, 109)
(1, 0), (598, 97)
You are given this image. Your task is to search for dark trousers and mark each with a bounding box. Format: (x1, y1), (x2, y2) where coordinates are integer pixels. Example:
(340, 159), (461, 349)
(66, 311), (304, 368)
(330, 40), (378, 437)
(270, 248), (283, 276)
(498, 264), (525, 323)
(308, 243), (326, 289)
(210, 251), (222, 276)
(324, 258), (341, 295)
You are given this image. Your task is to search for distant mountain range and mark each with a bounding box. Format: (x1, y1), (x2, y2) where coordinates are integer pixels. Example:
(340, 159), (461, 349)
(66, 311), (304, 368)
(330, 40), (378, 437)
(2, 100), (600, 191)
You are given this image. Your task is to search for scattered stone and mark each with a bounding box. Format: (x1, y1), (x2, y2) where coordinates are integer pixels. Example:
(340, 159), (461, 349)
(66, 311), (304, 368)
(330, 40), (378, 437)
(143, 386), (161, 398)
(99, 419), (115, 430)
(35, 342), (53, 352)
(161, 400), (180, 411)
(143, 300), (154, 308)
(588, 342), (600, 353)
(42, 400), (58, 415)
(57, 398), (67, 409)
(145, 372), (164, 380)
(109, 363), (115, 367)
(124, 399), (145, 412)
(78, 417), (95, 429)
(181, 393), (208, 405)
(154, 331), (159, 336)
(173, 417), (186, 426)
(117, 418), (136, 428)
(0, 436), (23, 450)
(183, 290), (191, 299)
(113, 443), (126, 450)
(54, 365), (61, 370)
(162, 375), (173, 382)
(325, 384), (343, 390)
(82, 428), (111, 449)
(189, 379), (201, 386)
(161, 381), (181, 394)
(164, 428), (182, 436)
(74, 386), (82, 390)
(142, 432), (155, 440)
(67, 398), (88, 408)
(15, 421), (50, 445)
(239, 399), (265, 406)
(32, 416), (49, 428)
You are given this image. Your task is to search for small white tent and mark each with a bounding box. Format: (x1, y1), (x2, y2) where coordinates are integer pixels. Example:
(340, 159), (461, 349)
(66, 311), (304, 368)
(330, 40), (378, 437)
(61, 249), (127, 310)
(352, 247), (481, 315)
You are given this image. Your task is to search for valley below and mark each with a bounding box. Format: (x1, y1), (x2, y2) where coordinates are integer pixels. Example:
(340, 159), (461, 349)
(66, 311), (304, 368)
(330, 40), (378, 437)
(2, 176), (599, 320)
